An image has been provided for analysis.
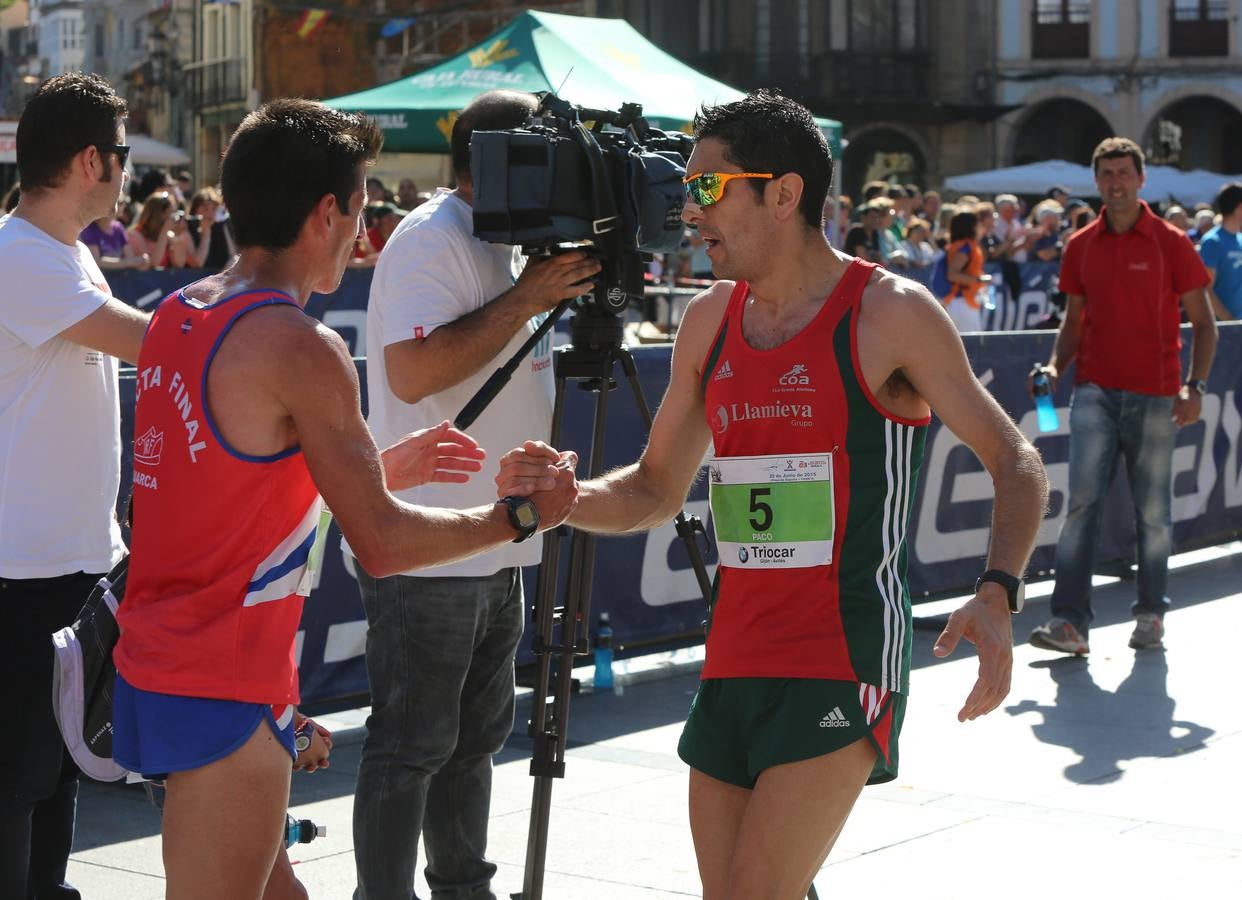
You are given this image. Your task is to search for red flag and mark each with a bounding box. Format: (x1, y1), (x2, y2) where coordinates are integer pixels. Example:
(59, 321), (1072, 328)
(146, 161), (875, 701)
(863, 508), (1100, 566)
(296, 9), (329, 39)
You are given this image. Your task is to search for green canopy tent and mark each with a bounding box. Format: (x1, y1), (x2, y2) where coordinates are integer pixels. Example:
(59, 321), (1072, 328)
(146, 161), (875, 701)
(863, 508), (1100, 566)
(323, 10), (843, 159)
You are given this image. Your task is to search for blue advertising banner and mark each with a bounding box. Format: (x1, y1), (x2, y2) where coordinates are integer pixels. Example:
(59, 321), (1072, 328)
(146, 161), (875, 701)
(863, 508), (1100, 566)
(111, 268), (1242, 707)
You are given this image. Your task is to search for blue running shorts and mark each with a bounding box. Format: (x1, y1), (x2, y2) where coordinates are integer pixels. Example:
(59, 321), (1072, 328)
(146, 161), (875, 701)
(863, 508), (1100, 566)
(112, 671), (297, 779)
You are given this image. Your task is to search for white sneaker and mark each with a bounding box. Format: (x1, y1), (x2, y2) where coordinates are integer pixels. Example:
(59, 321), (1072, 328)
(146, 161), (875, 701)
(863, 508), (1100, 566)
(1129, 613), (1164, 649)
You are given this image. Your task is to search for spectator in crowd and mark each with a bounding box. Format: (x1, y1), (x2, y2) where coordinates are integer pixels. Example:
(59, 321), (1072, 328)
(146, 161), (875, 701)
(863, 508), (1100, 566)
(116, 198), (138, 226)
(905, 182), (923, 215)
(364, 201), (407, 254)
(975, 201), (1022, 299)
(80, 203), (149, 270)
(1164, 205), (1191, 232)
(932, 202), (957, 249)
(396, 177), (421, 210)
(974, 202), (1003, 260)
(1188, 208), (1217, 244)
(861, 179), (888, 202)
(2, 182), (19, 213)
(1029, 137), (1216, 656)
(1068, 204), (1096, 233)
(366, 175), (389, 204)
(922, 189), (942, 226)
(992, 194), (1028, 262)
(0, 71), (149, 900)
(900, 217), (937, 268)
(175, 169), (194, 199)
(844, 201), (882, 262)
(886, 185), (911, 236)
(1047, 184), (1070, 206)
(941, 208), (991, 332)
(1027, 200), (1065, 262)
(1198, 181), (1242, 321)
(132, 168), (174, 204)
(874, 197), (910, 268)
(186, 187), (235, 271)
(127, 191), (185, 268)
(351, 89), (598, 900)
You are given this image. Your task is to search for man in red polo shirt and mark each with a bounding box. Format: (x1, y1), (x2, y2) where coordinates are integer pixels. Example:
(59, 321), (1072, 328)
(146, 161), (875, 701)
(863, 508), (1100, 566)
(1029, 137), (1217, 655)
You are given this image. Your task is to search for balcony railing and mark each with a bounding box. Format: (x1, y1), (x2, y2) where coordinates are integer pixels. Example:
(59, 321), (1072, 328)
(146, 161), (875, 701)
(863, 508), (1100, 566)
(1031, 3), (1090, 59)
(687, 51), (931, 104)
(185, 57), (246, 109)
(1169, 1), (1229, 57)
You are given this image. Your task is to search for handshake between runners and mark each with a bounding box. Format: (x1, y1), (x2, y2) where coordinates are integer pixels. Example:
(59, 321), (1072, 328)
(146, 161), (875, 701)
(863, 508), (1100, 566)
(494, 440), (580, 511)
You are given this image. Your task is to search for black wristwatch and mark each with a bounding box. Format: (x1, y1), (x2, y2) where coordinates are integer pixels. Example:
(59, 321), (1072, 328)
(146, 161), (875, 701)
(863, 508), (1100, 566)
(1185, 378), (1207, 396)
(975, 569), (1025, 613)
(498, 496), (539, 543)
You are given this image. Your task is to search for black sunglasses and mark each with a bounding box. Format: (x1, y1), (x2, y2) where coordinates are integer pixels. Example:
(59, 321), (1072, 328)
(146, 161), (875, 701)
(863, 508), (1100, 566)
(93, 144), (131, 167)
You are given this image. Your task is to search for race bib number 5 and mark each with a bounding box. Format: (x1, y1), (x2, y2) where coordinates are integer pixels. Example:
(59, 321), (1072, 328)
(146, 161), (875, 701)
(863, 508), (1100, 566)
(709, 453), (834, 569)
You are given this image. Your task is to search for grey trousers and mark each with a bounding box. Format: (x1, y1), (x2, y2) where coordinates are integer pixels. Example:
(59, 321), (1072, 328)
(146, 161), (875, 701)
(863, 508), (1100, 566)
(352, 567), (523, 900)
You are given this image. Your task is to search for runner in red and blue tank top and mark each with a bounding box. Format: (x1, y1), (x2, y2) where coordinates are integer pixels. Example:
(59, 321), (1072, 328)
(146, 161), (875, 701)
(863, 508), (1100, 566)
(500, 91), (1049, 898)
(118, 98), (581, 900)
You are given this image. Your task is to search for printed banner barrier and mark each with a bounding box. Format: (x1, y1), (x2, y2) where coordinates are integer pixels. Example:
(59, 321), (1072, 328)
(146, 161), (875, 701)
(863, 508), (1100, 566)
(111, 269), (1242, 708)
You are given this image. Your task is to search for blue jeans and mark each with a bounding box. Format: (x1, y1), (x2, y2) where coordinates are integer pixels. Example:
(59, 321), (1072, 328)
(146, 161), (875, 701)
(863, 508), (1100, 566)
(352, 568), (524, 900)
(1049, 383), (1176, 634)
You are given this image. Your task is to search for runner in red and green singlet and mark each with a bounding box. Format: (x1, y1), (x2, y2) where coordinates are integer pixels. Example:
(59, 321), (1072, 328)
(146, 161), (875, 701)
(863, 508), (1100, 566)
(498, 91), (1048, 899)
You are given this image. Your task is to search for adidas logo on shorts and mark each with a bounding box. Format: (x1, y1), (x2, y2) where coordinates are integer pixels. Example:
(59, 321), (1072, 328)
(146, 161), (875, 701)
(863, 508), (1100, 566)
(819, 707), (850, 728)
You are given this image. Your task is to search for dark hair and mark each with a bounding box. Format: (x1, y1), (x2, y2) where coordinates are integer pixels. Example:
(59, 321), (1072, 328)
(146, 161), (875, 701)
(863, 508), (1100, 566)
(16, 73), (127, 191)
(949, 209), (979, 244)
(1216, 181), (1242, 217)
(1091, 137), (1145, 175)
(221, 98), (383, 251)
(133, 168), (173, 204)
(450, 90), (539, 181)
(862, 180), (888, 201)
(692, 89), (831, 230)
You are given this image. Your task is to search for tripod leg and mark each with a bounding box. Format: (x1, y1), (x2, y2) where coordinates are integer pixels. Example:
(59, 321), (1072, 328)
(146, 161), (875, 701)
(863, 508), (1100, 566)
(517, 347), (618, 900)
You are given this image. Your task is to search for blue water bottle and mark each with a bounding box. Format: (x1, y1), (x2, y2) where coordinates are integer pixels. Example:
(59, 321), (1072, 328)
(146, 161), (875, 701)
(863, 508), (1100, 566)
(593, 612), (614, 691)
(1030, 364), (1060, 433)
(286, 813), (326, 849)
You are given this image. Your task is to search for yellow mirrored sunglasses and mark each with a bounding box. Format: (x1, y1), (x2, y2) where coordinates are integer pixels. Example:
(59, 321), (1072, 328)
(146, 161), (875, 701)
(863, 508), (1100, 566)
(682, 171), (774, 207)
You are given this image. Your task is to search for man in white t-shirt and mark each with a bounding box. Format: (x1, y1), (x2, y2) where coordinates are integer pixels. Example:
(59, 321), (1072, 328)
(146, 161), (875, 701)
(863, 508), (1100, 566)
(351, 90), (599, 900)
(0, 74), (149, 900)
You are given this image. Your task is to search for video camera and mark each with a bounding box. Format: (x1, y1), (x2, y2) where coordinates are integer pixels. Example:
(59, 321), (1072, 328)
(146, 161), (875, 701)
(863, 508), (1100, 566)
(470, 92), (692, 324)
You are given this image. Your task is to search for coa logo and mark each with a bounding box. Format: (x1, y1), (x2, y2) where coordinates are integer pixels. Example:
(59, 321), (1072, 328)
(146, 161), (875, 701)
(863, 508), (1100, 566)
(738, 546), (749, 563)
(779, 364), (811, 386)
(713, 405), (730, 434)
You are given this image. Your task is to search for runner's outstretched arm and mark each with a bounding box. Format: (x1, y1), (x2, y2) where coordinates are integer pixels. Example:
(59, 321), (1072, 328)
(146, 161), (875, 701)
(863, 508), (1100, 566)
(496, 284), (728, 533)
(271, 313), (577, 577)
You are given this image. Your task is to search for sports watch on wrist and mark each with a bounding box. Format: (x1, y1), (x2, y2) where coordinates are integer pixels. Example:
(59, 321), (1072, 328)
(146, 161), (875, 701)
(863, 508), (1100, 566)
(1185, 378), (1207, 396)
(975, 569), (1025, 613)
(498, 496), (539, 543)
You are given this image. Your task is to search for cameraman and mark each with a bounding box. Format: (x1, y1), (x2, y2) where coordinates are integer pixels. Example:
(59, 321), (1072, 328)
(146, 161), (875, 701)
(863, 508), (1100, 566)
(350, 89), (598, 900)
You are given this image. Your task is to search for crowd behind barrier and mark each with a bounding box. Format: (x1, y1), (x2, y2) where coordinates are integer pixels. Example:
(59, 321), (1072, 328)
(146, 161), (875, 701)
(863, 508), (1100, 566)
(109, 268), (1242, 708)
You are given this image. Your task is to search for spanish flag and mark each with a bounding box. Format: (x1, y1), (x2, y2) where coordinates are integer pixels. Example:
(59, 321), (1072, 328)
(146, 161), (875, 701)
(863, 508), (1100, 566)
(296, 9), (329, 39)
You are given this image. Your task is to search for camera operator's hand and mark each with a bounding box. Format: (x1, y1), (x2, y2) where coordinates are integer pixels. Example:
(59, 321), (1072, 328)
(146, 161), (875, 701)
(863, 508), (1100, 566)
(511, 251), (601, 313)
(495, 441), (578, 497)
